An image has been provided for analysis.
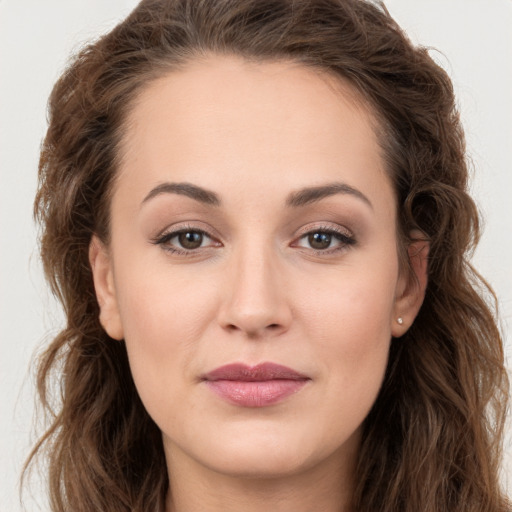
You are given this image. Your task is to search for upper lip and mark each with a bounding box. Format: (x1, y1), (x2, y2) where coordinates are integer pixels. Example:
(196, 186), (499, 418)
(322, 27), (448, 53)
(202, 362), (309, 382)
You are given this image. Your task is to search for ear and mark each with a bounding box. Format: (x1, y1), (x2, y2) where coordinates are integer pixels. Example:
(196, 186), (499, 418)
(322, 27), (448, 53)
(88, 235), (124, 340)
(391, 230), (429, 338)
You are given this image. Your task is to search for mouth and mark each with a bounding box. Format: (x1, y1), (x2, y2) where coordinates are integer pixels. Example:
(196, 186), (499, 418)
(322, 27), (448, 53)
(202, 362), (310, 407)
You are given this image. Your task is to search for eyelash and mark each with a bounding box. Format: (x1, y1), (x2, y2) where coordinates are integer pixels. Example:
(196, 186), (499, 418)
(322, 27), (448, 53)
(293, 225), (356, 255)
(151, 224), (356, 256)
(151, 225), (218, 256)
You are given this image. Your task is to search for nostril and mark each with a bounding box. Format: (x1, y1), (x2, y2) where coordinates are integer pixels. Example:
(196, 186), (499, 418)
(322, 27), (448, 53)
(223, 322), (283, 335)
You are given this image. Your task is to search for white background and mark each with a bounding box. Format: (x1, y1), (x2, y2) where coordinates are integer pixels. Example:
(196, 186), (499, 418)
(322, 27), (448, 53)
(1, 1), (511, 510)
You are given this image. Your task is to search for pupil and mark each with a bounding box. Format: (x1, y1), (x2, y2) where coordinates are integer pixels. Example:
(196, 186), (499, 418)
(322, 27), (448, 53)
(179, 231), (203, 249)
(309, 232), (331, 249)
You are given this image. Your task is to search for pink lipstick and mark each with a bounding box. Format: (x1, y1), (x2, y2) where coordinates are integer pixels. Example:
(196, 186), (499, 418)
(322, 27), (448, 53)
(202, 362), (310, 407)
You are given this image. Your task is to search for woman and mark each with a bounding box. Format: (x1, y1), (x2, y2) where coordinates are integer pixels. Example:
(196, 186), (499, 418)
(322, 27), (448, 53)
(26, 0), (510, 511)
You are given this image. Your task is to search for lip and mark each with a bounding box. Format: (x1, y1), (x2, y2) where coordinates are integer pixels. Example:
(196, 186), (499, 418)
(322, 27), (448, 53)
(202, 362), (310, 407)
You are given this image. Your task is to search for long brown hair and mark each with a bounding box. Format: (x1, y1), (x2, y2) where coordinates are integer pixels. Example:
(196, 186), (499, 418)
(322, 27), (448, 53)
(27, 0), (509, 510)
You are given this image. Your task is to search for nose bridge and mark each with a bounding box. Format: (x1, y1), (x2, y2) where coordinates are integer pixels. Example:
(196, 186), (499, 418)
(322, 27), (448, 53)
(219, 236), (291, 336)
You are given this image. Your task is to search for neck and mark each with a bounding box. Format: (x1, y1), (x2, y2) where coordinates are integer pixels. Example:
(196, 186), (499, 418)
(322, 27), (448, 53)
(164, 438), (358, 512)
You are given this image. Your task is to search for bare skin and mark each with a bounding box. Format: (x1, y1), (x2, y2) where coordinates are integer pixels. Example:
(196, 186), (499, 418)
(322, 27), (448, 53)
(89, 55), (428, 512)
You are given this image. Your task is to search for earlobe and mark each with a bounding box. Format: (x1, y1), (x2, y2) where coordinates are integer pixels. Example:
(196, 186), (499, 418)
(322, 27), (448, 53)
(392, 231), (429, 338)
(88, 235), (124, 340)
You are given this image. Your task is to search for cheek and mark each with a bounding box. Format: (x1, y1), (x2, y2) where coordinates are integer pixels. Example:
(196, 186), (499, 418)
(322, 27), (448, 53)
(117, 262), (219, 346)
(298, 260), (397, 348)
(113, 265), (220, 417)
(310, 285), (393, 387)
(296, 262), (397, 424)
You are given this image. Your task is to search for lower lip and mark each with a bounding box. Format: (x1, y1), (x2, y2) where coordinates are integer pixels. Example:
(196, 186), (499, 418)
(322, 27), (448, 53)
(205, 379), (308, 407)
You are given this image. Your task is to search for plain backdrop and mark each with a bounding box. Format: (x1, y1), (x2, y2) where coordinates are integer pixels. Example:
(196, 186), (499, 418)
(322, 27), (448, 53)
(1, 1), (511, 510)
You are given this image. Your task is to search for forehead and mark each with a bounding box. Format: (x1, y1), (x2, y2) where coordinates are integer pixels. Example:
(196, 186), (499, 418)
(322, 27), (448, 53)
(116, 54), (393, 212)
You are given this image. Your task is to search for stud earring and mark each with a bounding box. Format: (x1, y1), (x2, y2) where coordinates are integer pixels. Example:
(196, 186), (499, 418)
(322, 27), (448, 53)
(397, 317), (404, 325)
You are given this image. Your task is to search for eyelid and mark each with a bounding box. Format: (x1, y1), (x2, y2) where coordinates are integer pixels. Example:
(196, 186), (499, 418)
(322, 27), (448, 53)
(151, 222), (222, 253)
(152, 220), (221, 241)
(150, 220), (356, 256)
(294, 222), (354, 239)
(290, 223), (356, 253)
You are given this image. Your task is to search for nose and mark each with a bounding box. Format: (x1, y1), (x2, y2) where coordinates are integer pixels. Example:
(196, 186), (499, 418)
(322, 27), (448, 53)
(217, 247), (292, 338)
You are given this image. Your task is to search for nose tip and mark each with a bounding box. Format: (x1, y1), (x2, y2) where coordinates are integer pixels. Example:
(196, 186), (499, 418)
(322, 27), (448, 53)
(217, 256), (292, 338)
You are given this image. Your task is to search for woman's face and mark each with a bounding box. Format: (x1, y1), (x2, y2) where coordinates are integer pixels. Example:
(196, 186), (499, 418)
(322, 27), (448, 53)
(91, 55), (420, 480)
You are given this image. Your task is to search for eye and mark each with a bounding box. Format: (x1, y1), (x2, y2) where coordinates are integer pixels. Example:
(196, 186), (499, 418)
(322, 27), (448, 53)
(307, 232), (335, 250)
(294, 227), (356, 252)
(175, 231), (206, 250)
(152, 227), (220, 254)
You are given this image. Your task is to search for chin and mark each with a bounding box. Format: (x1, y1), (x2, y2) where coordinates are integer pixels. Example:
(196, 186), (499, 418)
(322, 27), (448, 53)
(205, 443), (315, 479)
(176, 420), (357, 480)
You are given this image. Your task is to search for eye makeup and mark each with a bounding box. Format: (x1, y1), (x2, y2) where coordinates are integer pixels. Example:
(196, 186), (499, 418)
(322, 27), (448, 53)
(292, 224), (356, 256)
(151, 223), (222, 256)
(150, 221), (356, 259)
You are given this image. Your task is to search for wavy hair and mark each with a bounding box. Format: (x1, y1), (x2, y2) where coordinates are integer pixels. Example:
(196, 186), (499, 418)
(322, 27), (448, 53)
(27, 0), (509, 510)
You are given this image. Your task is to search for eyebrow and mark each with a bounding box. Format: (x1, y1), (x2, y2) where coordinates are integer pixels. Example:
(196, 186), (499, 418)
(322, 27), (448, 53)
(286, 182), (373, 209)
(142, 182), (221, 207)
(141, 180), (372, 210)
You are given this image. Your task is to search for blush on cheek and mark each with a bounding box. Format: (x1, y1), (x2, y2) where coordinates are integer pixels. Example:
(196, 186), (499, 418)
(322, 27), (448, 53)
(304, 280), (394, 418)
(314, 287), (393, 342)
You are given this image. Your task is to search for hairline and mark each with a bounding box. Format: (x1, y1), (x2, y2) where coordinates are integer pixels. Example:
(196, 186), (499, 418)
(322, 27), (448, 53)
(104, 51), (407, 269)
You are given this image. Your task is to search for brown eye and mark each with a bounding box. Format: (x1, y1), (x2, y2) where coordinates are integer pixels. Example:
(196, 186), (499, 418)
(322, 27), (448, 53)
(308, 232), (332, 250)
(294, 227), (356, 253)
(178, 231), (204, 249)
(153, 228), (216, 253)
